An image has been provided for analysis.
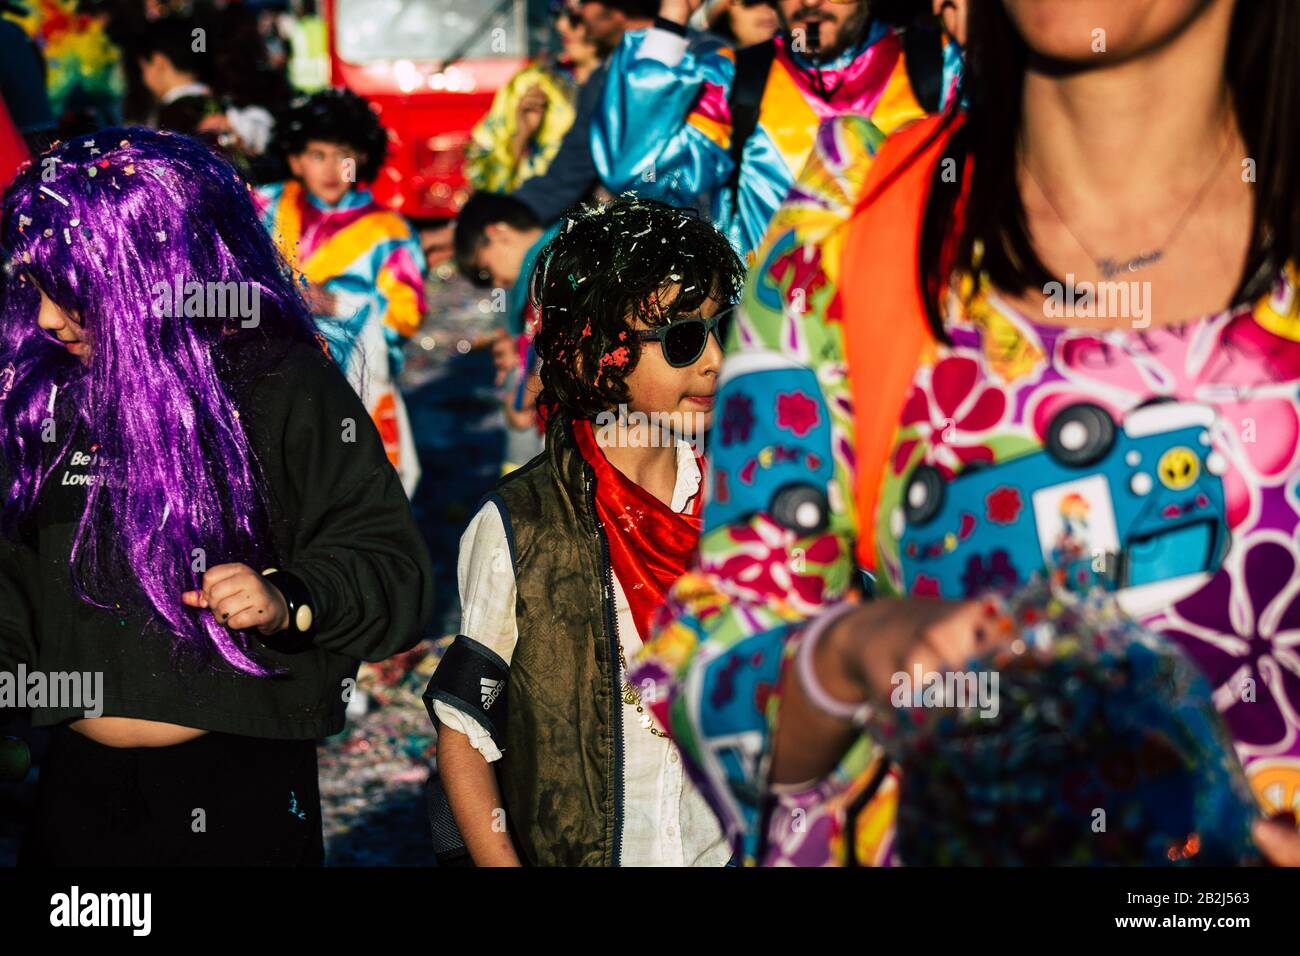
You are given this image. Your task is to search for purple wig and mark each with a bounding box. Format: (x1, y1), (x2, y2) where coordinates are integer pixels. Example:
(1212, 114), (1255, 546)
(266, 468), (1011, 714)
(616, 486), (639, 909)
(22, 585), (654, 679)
(0, 128), (321, 675)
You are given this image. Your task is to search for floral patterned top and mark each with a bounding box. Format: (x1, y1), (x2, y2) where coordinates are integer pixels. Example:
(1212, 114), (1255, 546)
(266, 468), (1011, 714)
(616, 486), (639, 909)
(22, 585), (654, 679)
(630, 113), (1300, 866)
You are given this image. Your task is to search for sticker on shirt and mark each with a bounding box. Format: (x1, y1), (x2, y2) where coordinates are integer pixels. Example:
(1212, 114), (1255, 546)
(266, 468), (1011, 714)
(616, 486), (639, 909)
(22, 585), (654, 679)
(705, 352), (836, 539)
(896, 400), (1232, 616)
(1248, 757), (1300, 823)
(1030, 476), (1120, 576)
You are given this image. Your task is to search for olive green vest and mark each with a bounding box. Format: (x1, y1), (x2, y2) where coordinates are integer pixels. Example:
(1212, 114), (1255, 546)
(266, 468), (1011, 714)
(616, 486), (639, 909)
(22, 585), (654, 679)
(491, 416), (621, 866)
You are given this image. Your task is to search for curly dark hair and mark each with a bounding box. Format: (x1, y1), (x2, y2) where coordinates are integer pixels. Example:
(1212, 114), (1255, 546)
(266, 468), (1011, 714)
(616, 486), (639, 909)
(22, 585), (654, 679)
(531, 196), (745, 421)
(273, 88), (389, 183)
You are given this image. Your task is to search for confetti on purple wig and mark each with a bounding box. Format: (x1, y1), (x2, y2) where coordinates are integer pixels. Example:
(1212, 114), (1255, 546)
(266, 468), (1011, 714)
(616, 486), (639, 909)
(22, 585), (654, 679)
(0, 128), (321, 675)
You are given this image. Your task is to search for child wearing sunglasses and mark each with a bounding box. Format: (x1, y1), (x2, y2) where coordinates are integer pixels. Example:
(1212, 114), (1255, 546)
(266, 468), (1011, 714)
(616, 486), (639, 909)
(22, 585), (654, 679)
(424, 197), (743, 866)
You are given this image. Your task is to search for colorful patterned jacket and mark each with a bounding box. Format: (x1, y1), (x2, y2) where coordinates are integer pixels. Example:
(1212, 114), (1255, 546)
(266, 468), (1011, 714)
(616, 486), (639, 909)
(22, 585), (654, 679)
(591, 23), (927, 257)
(632, 112), (1300, 865)
(254, 181), (427, 497)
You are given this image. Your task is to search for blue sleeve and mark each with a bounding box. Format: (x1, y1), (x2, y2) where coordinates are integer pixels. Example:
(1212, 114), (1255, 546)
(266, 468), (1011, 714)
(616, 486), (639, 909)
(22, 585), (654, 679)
(591, 27), (735, 213)
(512, 66), (607, 224)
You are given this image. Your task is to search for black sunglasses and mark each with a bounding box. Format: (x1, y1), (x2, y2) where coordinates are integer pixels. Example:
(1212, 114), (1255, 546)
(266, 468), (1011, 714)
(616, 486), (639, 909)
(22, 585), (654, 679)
(635, 306), (736, 368)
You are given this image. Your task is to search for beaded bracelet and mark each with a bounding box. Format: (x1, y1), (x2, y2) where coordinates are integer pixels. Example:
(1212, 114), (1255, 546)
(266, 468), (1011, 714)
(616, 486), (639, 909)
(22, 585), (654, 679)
(795, 603), (874, 728)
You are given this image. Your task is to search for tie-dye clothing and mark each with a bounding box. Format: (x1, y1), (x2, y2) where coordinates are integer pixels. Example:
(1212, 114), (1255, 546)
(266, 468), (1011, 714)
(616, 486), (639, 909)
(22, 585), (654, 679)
(254, 181), (427, 497)
(631, 113), (1300, 865)
(592, 25), (926, 257)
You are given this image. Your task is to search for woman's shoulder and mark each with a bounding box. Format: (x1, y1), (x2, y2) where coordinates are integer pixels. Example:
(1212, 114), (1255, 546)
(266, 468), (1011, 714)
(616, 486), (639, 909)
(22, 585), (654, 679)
(232, 335), (336, 389)
(268, 336), (337, 375)
(232, 337), (391, 498)
(228, 336), (360, 430)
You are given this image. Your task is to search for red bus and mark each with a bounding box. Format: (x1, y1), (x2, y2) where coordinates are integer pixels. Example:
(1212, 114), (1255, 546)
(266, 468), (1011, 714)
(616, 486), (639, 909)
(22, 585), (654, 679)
(324, 0), (531, 220)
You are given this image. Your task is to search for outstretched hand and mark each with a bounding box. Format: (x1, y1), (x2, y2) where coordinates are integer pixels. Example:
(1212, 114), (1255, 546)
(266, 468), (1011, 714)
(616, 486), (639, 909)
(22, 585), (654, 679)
(825, 597), (1009, 708)
(772, 597), (1011, 785)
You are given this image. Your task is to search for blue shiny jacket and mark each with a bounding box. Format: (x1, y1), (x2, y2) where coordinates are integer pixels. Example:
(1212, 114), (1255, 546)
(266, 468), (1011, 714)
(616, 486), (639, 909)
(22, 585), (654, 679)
(591, 23), (930, 257)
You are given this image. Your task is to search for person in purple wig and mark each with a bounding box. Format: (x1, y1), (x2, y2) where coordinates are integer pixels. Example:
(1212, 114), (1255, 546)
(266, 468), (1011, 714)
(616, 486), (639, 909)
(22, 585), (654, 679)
(0, 128), (435, 865)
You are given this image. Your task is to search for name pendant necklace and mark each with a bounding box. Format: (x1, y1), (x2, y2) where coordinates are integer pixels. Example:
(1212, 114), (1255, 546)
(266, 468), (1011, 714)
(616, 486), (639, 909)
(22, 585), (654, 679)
(1023, 133), (1235, 280)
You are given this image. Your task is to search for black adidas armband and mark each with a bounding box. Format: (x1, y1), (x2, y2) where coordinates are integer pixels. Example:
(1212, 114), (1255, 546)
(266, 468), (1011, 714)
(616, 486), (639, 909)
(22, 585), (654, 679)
(422, 635), (510, 746)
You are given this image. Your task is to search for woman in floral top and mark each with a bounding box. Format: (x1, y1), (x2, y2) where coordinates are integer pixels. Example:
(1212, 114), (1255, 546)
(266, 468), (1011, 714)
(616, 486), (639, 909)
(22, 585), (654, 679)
(632, 0), (1300, 866)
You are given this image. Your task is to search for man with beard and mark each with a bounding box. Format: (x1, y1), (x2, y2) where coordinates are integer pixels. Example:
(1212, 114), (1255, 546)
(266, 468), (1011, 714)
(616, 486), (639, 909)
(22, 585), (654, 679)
(592, 0), (945, 256)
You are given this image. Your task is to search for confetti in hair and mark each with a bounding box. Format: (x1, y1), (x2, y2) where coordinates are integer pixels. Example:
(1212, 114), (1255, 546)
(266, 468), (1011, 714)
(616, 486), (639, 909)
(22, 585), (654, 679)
(527, 196), (744, 421)
(598, 346), (631, 369)
(39, 186), (69, 206)
(0, 128), (321, 675)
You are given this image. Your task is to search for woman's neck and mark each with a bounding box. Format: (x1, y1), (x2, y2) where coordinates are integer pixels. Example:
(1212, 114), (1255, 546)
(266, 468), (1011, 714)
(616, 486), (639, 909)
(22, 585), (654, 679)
(596, 426), (680, 509)
(1019, 4), (1232, 204)
(1009, 0), (1256, 329)
(1020, 3), (1236, 206)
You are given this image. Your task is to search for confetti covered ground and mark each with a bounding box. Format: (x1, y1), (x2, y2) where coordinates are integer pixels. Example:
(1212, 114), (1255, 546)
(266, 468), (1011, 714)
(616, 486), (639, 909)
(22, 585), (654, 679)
(318, 272), (504, 866)
(317, 639), (449, 867)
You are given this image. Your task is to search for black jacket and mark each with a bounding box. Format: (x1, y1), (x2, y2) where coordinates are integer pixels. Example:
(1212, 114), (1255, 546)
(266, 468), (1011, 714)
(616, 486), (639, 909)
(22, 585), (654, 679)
(0, 339), (435, 739)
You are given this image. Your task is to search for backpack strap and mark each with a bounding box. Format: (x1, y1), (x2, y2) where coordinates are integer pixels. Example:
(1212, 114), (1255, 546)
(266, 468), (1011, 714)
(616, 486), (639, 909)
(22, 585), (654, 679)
(724, 38), (777, 210)
(839, 112), (964, 571)
(900, 19), (946, 115)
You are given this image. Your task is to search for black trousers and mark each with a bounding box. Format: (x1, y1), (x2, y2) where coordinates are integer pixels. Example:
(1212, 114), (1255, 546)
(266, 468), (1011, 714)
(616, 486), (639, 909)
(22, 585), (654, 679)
(19, 724), (324, 866)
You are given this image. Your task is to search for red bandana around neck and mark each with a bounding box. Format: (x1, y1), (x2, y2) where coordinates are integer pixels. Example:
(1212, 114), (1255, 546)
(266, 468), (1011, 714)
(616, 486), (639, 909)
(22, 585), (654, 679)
(572, 419), (703, 645)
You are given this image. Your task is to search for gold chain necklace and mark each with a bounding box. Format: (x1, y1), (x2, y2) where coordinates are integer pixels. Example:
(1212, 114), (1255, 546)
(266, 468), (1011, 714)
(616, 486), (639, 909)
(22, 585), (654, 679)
(618, 644), (669, 739)
(1022, 131), (1236, 280)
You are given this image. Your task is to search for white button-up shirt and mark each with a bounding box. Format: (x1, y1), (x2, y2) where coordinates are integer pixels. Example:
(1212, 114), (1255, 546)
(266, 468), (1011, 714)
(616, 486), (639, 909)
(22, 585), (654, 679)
(434, 439), (729, 867)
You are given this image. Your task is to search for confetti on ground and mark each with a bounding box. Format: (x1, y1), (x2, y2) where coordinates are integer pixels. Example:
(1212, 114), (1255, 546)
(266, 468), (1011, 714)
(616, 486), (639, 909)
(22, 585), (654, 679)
(318, 637), (450, 866)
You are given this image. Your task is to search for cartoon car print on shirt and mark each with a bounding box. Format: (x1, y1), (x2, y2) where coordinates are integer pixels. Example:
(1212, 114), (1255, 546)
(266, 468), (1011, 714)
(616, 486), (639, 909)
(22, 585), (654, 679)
(705, 351), (839, 536)
(896, 400), (1232, 617)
